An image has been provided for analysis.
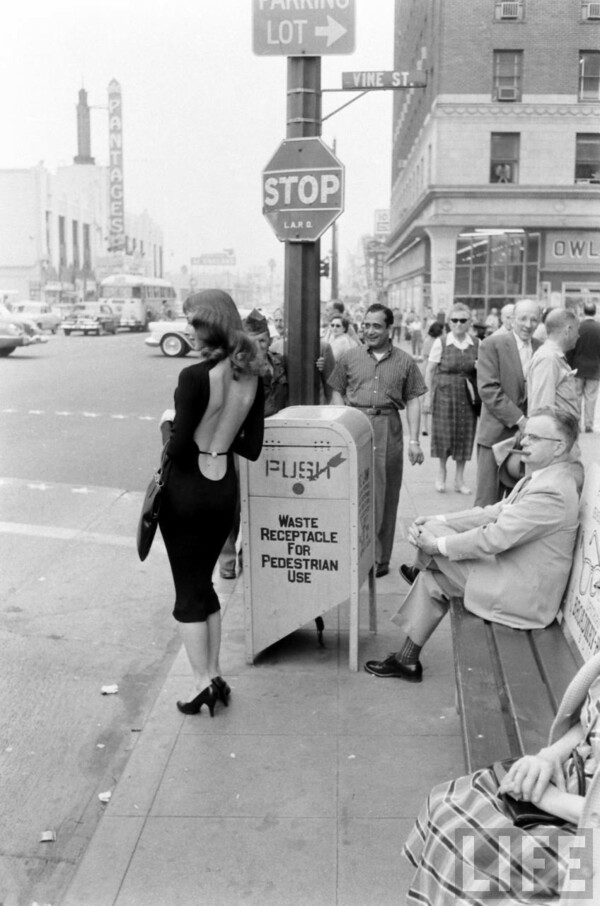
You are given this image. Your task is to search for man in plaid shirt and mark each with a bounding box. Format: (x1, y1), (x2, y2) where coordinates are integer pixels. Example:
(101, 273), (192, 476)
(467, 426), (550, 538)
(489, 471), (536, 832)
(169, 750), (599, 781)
(328, 303), (427, 577)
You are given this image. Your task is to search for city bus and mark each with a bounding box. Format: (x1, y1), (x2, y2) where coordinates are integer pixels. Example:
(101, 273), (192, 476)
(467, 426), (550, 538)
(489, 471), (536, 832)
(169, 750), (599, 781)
(98, 275), (178, 331)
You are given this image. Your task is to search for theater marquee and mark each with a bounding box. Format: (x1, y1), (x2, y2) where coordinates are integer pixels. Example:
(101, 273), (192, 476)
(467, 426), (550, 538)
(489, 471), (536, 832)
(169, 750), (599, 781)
(108, 79), (125, 252)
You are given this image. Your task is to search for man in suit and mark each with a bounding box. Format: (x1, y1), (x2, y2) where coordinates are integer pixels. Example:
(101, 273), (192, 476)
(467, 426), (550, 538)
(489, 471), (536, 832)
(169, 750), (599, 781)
(364, 409), (582, 683)
(568, 301), (600, 432)
(474, 298), (541, 506)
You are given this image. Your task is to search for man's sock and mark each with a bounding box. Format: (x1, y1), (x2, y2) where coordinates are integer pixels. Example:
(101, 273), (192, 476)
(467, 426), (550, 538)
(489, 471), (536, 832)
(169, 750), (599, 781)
(396, 637), (422, 666)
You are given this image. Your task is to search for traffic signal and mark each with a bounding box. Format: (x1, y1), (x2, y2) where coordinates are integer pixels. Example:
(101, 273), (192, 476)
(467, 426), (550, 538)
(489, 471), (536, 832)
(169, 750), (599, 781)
(320, 259), (330, 277)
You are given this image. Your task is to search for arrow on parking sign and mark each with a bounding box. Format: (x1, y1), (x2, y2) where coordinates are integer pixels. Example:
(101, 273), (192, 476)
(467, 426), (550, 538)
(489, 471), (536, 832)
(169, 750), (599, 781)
(315, 16), (347, 48)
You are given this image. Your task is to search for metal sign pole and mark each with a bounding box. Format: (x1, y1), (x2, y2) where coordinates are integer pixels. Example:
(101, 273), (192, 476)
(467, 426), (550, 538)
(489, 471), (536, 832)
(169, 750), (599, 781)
(284, 56), (321, 406)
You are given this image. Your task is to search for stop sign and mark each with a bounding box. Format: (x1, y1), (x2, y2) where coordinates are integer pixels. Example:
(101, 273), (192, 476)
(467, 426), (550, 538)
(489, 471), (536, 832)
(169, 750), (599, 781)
(262, 137), (344, 243)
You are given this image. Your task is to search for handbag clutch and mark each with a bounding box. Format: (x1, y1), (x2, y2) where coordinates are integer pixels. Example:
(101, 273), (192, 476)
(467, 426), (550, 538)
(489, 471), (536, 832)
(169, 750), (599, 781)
(492, 755), (584, 830)
(136, 442), (170, 562)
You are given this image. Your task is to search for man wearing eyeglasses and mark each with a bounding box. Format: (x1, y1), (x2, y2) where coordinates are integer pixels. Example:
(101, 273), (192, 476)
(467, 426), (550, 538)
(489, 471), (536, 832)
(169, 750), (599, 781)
(364, 409), (582, 682)
(474, 298), (542, 507)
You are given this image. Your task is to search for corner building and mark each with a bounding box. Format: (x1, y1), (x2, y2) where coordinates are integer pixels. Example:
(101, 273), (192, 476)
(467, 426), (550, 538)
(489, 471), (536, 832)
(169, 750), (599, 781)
(387, 0), (600, 321)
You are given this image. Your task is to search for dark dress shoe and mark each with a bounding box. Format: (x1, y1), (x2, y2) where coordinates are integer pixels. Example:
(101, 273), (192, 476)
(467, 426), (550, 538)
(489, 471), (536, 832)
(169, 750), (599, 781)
(364, 653), (423, 682)
(375, 564), (389, 578)
(220, 568), (236, 579)
(399, 564), (420, 586)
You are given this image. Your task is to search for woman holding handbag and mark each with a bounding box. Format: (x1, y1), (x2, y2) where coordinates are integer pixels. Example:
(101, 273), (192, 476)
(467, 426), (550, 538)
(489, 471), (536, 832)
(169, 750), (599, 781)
(426, 303), (479, 494)
(158, 290), (264, 717)
(404, 652), (600, 905)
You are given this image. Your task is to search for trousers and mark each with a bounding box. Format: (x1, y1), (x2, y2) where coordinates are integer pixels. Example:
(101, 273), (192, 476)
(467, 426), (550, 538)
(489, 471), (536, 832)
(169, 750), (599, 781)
(391, 523), (472, 646)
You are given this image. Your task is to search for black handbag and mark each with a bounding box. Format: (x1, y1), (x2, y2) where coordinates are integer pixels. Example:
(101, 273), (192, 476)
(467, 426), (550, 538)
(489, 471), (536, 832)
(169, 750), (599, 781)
(136, 443), (171, 562)
(492, 754), (585, 830)
(465, 374), (482, 416)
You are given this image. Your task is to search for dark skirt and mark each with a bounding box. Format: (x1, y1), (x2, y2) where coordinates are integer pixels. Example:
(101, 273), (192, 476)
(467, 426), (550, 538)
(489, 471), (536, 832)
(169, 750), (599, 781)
(158, 454), (237, 622)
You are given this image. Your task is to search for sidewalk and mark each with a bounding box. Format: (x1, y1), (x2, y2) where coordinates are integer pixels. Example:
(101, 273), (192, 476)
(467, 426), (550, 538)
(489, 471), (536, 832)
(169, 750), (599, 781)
(60, 424), (600, 906)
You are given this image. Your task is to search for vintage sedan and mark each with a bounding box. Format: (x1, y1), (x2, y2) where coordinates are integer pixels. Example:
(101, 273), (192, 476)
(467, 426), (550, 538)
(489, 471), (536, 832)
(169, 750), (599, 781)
(0, 312), (33, 356)
(62, 303), (119, 336)
(145, 319), (196, 357)
(145, 309), (260, 358)
(13, 301), (62, 333)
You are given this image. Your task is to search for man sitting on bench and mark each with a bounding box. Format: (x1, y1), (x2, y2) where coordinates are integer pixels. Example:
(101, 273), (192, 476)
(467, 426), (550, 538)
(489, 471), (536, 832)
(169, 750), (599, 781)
(364, 409), (583, 683)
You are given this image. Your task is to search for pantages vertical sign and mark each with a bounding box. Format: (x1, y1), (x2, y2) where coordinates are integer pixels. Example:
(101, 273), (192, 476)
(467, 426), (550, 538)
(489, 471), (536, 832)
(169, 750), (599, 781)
(107, 79), (125, 252)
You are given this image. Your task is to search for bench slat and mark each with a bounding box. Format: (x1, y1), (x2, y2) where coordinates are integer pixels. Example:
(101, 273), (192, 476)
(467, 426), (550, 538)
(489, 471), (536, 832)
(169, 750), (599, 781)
(531, 622), (582, 712)
(449, 599), (514, 771)
(492, 624), (557, 755)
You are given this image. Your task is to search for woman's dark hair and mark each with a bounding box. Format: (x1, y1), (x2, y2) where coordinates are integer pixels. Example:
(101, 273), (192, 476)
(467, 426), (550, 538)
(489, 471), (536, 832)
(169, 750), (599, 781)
(331, 315), (350, 333)
(185, 289), (261, 379)
(427, 322), (444, 338)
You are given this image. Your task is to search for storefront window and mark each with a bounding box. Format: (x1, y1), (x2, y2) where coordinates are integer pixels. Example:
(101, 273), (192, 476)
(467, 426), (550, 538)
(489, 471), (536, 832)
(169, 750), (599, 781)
(454, 231), (540, 314)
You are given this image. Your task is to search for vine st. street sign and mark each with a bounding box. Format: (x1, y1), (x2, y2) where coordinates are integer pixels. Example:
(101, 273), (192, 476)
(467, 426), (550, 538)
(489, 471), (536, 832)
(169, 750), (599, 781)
(262, 138), (344, 243)
(253, 0), (355, 56)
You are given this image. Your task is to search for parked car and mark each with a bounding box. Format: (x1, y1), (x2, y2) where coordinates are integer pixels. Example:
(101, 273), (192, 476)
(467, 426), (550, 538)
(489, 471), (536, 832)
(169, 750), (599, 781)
(12, 301), (62, 333)
(145, 319), (196, 357)
(62, 303), (119, 336)
(145, 309), (261, 358)
(0, 303), (47, 345)
(0, 311), (33, 356)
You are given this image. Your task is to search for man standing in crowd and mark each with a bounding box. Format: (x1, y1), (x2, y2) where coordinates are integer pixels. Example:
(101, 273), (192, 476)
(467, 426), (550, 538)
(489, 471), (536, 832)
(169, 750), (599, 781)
(219, 309), (287, 579)
(495, 303), (514, 333)
(568, 301), (600, 432)
(527, 308), (579, 420)
(364, 409), (582, 682)
(328, 303), (427, 578)
(474, 298), (541, 507)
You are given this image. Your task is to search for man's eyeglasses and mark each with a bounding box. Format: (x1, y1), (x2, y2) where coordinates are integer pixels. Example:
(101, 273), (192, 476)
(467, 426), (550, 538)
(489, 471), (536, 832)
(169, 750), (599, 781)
(521, 432), (562, 444)
(449, 317), (468, 324)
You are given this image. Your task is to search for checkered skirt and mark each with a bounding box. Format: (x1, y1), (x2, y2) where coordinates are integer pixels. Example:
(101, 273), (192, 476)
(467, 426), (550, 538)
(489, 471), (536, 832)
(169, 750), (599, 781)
(403, 678), (600, 905)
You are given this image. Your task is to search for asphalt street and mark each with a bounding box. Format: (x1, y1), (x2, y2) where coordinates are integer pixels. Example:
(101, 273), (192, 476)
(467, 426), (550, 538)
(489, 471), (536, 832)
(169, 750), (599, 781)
(0, 331), (188, 905)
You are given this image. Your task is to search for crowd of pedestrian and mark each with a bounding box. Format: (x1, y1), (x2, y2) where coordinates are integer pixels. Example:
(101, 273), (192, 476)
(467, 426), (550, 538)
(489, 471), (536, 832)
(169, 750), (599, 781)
(151, 287), (600, 904)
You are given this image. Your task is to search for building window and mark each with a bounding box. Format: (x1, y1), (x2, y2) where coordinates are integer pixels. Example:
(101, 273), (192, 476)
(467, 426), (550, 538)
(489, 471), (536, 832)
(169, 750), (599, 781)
(490, 133), (520, 183)
(494, 1), (524, 21)
(575, 134), (600, 183)
(72, 220), (80, 271)
(83, 224), (91, 270)
(581, 2), (600, 22)
(579, 51), (600, 100)
(58, 216), (66, 268)
(454, 230), (539, 317)
(493, 51), (523, 101)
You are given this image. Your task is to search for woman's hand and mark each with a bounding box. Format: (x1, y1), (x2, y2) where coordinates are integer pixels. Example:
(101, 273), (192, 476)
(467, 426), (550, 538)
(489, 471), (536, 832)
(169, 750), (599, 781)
(498, 751), (565, 804)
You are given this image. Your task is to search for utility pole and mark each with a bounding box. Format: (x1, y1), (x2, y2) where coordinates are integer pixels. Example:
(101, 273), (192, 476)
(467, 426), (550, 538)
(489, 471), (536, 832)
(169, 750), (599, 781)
(284, 57), (322, 406)
(330, 141), (339, 301)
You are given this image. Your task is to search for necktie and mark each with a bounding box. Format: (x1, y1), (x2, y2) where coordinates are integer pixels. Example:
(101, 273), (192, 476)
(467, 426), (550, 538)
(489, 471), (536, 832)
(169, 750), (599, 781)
(508, 475), (531, 503)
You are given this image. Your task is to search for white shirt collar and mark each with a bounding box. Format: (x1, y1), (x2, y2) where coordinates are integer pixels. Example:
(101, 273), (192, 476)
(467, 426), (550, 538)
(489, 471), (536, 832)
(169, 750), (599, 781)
(514, 334), (531, 350)
(445, 332), (474, 349)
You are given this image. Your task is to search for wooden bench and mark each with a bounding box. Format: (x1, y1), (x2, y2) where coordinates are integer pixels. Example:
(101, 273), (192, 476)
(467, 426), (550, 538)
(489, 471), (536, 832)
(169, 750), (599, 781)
(449, 597), (583, 772)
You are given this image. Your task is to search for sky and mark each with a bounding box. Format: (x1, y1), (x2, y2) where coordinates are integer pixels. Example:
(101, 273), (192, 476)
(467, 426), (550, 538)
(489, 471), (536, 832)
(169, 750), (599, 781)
(1, 0), (395, 274)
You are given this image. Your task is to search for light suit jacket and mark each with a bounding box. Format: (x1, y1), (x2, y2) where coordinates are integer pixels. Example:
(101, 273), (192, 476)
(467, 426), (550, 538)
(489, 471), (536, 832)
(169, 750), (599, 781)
(441, 460), (582, 629)
(476, 330), (541, 447)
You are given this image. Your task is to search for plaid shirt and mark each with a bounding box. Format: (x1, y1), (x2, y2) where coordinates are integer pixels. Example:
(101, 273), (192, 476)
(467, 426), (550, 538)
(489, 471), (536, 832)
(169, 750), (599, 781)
(327, 343), (426, 410)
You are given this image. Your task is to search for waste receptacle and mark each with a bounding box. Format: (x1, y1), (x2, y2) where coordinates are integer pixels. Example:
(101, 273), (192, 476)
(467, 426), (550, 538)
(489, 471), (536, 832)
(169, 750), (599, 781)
(240, 406), (376, 670)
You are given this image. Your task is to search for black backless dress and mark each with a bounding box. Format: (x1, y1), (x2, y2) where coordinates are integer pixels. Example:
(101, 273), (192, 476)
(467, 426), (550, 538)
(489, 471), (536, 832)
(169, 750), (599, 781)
(158, 360), (264, 623)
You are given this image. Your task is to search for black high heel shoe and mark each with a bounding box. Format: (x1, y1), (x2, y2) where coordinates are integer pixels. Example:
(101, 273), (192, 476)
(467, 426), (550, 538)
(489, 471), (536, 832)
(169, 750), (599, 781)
(176, 683), (218, 716)
(211, 676), (231, 707)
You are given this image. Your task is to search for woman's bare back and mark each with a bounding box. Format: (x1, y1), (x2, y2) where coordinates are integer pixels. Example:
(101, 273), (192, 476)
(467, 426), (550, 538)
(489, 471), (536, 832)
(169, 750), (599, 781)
(194, 360), (258, 480)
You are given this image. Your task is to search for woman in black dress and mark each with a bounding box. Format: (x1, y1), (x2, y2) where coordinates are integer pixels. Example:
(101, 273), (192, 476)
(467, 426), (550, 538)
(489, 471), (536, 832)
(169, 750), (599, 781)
(158, 290), (264, 716)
